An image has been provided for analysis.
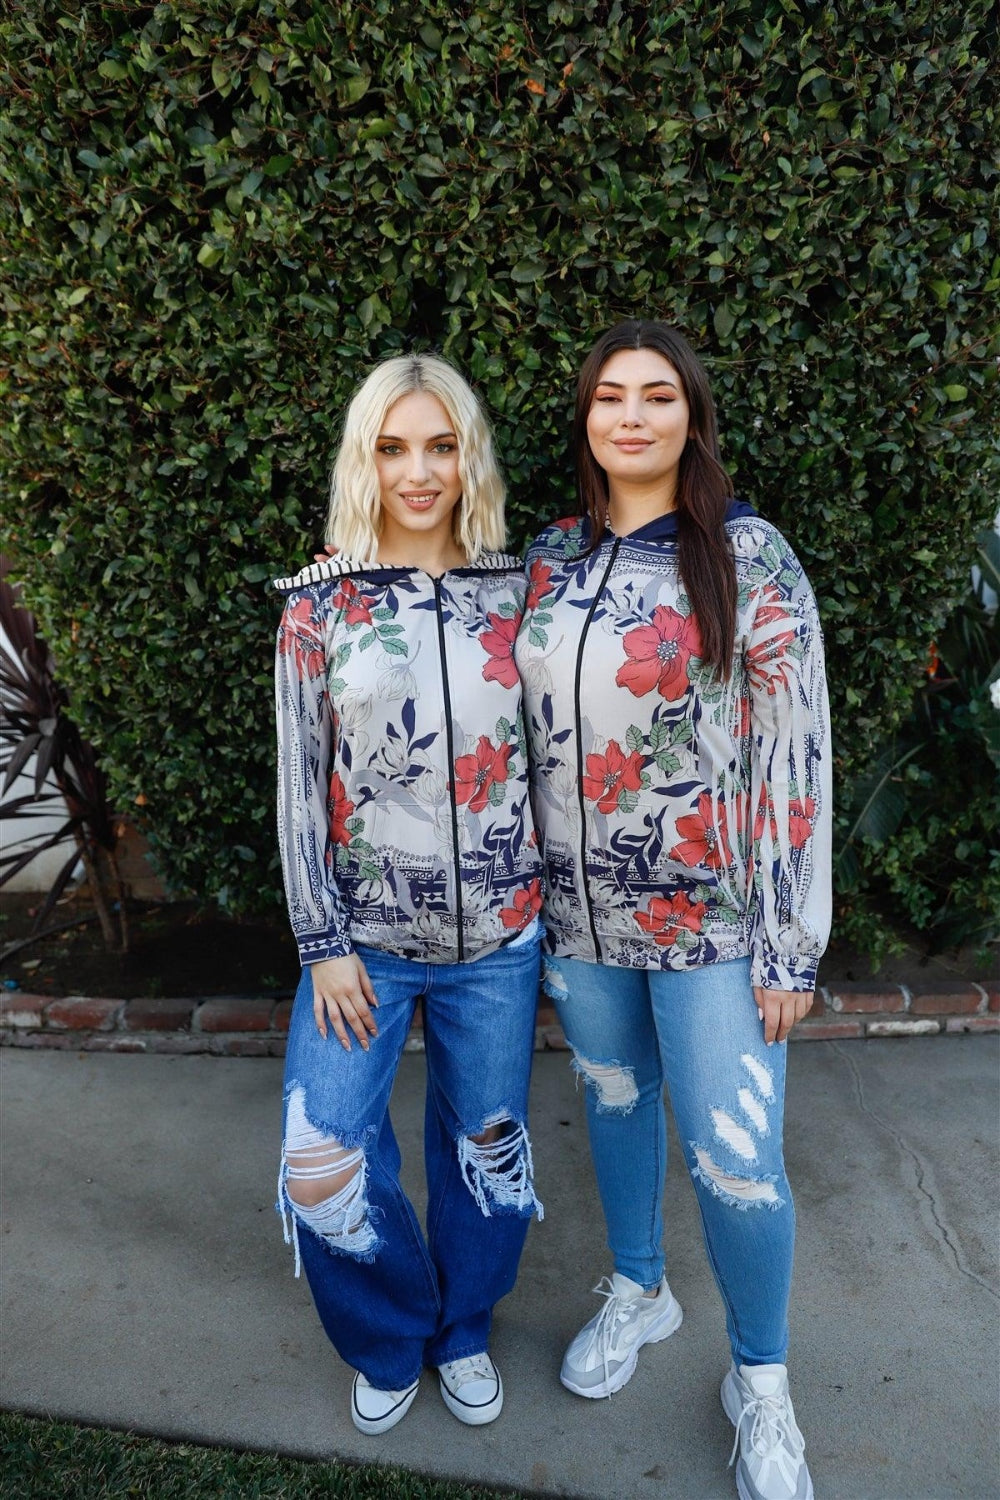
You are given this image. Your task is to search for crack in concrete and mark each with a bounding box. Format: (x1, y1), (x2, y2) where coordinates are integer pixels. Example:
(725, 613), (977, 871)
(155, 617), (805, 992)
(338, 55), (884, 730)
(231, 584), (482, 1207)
(831, 1041), (999, 1305)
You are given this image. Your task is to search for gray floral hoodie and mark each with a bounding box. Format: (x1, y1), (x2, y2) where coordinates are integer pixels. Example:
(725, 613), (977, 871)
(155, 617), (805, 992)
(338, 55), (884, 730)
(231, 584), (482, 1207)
(274, 553), (542, 966)
(514, 503), (832, 992)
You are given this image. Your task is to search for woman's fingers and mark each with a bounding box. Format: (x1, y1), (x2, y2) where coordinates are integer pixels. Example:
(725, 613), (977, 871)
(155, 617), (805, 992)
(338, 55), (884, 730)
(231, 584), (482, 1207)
(755, 986), (814, 1043)
(308, 956), (379, 1047)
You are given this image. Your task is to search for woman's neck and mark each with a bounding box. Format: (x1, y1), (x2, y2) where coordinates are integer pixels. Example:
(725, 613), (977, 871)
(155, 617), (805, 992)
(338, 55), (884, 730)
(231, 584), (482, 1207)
(606, 482), (677, 537)
(374, 532), (468, 577)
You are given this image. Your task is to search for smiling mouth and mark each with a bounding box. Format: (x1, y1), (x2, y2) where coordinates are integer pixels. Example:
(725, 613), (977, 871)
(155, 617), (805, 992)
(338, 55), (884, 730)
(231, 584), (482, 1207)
(612, 439), (652, 450)
(400, 492), (439, 507)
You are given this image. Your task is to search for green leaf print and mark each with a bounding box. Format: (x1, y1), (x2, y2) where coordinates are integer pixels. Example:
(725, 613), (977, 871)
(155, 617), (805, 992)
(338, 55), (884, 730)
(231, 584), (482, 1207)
(371, 606), (395, 621)
(496, 716), (512, 742)
(529, 625), (548, 648)
(655, 751), (681, 775)
(381, 637), (409, 657)
(625, 724), (644, 751)
(487, 780), (507, 807)
(618, 788), (639, 814)
(358, 630), (376, 651)
(649, 720), (669, 752)
(377, 623), (405, 636)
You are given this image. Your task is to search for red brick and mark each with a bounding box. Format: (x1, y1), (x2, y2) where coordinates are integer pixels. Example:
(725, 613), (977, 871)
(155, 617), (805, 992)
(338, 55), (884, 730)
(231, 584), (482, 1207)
(80, 1035), (148, 1053)
(866, 1017), (941, 1037)
(908, 982), (982, 1016)
(0, 993), (48, 1028)
(945, 1015), (1000, 1034)
(2, 1031), (78, 1050)
(827, 983), (904, 1014)
(195, 997), (273, 1033)
(272, 999), (293, 1034)
(45, 996), (123, 1031)
(145, 1035), (216, 1055)
(789, 1019), (863, 1041)
(268, 1040), (287, 1058)
(123, 997), (196, 1031)
(220, 1037), (273, 1057)
(804, 991), (825, 1018)
(981, 981), (999, 1014)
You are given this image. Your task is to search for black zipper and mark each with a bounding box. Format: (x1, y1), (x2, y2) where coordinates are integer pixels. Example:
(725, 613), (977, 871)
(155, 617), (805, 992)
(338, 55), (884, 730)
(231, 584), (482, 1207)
(574, 536), (622, 962)
(434, 577), (465, 962)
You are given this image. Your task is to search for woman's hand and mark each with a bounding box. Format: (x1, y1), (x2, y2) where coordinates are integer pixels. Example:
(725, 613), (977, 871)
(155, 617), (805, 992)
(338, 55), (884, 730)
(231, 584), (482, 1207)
(310, 954), (379, 1051)
(754, 985), (813, 1045)
(313, 543), (337, 563)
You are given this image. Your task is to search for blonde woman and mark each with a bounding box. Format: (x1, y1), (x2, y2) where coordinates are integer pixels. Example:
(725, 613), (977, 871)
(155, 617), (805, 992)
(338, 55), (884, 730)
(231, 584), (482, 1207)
(274, 356), (543, 1436)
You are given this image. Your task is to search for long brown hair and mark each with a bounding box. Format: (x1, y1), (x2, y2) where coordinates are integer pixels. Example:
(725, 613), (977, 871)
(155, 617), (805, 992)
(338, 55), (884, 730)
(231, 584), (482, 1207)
(575, 320), (737, 679)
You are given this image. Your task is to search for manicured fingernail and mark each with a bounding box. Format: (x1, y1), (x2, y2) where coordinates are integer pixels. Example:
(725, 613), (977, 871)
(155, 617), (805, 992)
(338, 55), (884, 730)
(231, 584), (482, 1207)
(757, 1008), (764, 1021)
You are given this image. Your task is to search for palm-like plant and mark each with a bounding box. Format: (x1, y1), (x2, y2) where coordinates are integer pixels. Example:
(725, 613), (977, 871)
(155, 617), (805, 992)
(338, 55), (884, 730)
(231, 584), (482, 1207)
(0, 572), (128, 950)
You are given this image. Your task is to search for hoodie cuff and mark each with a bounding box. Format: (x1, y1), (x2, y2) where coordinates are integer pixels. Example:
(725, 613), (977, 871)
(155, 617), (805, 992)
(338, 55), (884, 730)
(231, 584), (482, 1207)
(751, 947), (819, 994)
(297, 932), (354, 966)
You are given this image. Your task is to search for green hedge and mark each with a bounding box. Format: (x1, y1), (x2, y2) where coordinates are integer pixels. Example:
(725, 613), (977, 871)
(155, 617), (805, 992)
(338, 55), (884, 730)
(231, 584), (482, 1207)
(2, 1), (997, 929)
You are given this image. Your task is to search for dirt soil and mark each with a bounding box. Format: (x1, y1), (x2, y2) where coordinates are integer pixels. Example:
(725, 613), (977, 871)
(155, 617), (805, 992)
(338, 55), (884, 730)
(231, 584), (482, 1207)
(0, 888), (995, 1000)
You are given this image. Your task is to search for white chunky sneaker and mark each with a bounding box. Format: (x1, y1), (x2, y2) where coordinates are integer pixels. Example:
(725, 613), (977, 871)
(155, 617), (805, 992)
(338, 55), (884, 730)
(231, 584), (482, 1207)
(350, 1371), (420, 1435)
(560, 1272), (683, 1399)
(437, 1352), (504, 1425)
(721, 1362), (814, 1500)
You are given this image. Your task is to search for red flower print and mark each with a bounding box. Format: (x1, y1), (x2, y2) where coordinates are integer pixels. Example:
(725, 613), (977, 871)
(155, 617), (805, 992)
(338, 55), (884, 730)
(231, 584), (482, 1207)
(279, 597), (325, 679)
(616, 606), (702, 700)
(480, 612), (520, 689)
(670, 792), (732, 870)
(454, 736), (513, 814)
(582, 740), (645, 815)
(500, 877), (544, 930)
(327, 772), (355, 847)
(526, 559), (554, 610)
(634, 892), (708, 947)
(553, 516), (580, 532)
(754, 582), (793, 631)
(788, 796), (816, 849)
(333, 579), (379, 627)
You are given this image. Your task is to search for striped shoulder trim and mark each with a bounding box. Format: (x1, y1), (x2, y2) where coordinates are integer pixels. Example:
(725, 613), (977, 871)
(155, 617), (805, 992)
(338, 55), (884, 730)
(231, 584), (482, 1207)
(272, 550), (523, 594)
(271, 555), (381, 594)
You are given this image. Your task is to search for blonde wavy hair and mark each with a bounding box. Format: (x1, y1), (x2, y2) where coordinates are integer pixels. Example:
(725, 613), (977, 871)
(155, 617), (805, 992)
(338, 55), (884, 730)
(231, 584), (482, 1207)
(326, 354), (507, 562)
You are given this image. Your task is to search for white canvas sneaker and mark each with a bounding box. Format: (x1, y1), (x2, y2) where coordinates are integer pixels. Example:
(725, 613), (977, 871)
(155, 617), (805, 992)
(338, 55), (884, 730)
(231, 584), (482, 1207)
(560, 1272), (683, 1398)
(350, 1371), (420, 1435)
(721, 1362), (814, 1500)
(438, 1352), (504, 1425)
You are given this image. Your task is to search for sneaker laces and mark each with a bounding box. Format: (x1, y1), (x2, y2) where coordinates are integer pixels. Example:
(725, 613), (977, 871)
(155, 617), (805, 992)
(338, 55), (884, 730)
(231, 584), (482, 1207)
(443, 1353), (494, 1389)
(585, 1276), (641, 1398)
(728, 1384), (805, 1469)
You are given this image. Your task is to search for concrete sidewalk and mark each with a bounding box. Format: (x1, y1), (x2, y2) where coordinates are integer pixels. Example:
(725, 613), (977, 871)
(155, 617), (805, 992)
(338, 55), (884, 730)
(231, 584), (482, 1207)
(2, 1038), (998, 1499)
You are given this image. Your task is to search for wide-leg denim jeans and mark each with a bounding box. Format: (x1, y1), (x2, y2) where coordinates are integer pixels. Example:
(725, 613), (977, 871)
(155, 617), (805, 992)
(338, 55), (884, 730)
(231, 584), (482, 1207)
(279, 934), (542, 1391)
(544, 953), (795, 1367)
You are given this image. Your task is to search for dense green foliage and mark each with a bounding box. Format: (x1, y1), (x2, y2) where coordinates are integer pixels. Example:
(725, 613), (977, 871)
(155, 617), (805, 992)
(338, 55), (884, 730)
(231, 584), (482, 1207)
(2, 1), (997, 928)
(0, 1412), (507, 1499)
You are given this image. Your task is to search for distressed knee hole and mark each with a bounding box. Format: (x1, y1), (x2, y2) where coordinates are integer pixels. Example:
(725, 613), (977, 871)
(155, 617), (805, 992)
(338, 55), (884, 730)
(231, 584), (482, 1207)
(280, 1086), (378, 1260)
(458, 1116), (544, 1221)
(571, 1052), (639, 1113)
(741, 1053), (774, 1101)
(737, 1087), (769, 1135)
(711, 1108), (758, 1162)
(541, 961), (569, 999)
(692, 1147), (782, 1209)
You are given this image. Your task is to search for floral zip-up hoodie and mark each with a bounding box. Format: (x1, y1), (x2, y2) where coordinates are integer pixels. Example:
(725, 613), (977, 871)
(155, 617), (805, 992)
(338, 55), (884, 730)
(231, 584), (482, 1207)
(514, 503), (832, 992)
(274, 553), (542, 966)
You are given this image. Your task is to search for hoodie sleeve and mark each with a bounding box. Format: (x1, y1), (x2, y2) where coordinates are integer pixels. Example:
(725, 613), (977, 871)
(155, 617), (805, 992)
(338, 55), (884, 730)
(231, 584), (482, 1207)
(274, 590), (353, 965)
(744, 535), (832, 993)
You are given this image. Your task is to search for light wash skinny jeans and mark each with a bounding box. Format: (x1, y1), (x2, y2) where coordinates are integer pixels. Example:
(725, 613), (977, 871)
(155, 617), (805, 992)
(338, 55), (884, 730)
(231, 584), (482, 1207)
(543, 953), (794, 1367)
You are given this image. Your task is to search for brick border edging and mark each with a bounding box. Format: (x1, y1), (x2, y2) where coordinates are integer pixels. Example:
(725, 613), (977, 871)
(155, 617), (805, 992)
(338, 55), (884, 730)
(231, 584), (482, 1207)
(1, 979), (996, 1056)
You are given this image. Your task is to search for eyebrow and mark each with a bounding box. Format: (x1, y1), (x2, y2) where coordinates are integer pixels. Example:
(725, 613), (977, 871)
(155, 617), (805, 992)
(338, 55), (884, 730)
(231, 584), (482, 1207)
(594, 380), (679, 391)
(377, 431), (457, 442)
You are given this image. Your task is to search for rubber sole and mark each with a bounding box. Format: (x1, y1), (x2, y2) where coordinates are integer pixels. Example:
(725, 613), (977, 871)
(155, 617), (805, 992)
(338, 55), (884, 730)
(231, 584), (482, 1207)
(351, 1373), (420, 1435)
(559, 1294), (683, 1399)
(438, 1365), (504, 1425)
(720, 1371), (815, 1500)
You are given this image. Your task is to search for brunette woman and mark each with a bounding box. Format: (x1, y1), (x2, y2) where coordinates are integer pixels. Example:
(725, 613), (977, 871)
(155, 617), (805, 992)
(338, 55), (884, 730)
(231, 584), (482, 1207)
(274, 355), (543, 1436)
(516, 321), (830, 1500)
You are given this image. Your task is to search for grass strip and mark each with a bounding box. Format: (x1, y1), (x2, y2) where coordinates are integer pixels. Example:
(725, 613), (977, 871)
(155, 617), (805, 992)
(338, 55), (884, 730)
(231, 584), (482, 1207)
(0, 1411), (517, 1500)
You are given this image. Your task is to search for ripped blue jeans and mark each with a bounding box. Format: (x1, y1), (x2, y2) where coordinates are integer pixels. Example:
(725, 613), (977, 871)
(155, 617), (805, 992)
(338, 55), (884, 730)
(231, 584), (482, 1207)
(544, 954), (794, 1367)
(278, 935), (543, 1391)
